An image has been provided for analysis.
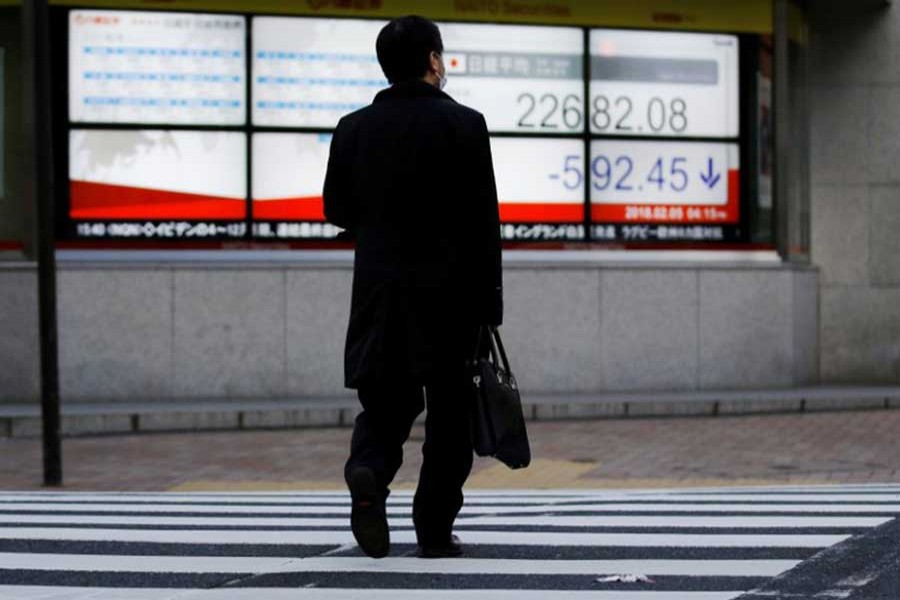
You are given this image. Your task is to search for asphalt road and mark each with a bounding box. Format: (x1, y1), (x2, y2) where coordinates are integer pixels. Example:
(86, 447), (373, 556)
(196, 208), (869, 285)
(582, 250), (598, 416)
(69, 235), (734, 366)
(0, 484), (898, 599)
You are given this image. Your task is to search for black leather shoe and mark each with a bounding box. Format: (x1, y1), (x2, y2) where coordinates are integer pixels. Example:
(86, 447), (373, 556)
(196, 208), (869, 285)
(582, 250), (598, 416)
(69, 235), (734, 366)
(416, 534), (463, 559)
(348, 467), (389, 559)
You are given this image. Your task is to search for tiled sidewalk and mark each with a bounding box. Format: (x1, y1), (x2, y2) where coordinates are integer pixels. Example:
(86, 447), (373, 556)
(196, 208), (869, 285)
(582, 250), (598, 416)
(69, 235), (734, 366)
(1, 409), (899, 491)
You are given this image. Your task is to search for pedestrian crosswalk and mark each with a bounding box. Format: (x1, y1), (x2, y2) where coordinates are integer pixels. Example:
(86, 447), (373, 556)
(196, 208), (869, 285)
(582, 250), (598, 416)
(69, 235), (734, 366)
(0, 484), (897, 599)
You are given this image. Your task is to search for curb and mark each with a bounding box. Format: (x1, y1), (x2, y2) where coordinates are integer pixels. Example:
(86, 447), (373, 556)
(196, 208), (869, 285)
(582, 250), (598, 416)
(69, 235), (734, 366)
(1, 387), (899, 438)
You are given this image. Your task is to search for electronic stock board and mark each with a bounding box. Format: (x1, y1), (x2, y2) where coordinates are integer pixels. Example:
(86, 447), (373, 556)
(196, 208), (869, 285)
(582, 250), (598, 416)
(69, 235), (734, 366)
(61, 9), (745, 244)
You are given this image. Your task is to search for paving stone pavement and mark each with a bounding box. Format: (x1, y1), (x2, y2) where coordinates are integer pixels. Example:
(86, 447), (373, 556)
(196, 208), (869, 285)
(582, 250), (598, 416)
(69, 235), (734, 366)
(1, 409), (899, 491)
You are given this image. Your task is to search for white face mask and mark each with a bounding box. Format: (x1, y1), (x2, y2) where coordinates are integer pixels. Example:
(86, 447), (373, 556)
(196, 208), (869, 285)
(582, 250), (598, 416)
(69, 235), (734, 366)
(433, 52), (448, 90)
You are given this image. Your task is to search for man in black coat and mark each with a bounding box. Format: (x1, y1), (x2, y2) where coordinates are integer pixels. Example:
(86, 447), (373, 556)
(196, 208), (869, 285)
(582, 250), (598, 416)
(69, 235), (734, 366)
(323, 15), (502, 559)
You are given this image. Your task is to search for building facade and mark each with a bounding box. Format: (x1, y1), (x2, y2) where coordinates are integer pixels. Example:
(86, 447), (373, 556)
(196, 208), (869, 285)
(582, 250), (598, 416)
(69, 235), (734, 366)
(0, 0), (895, 406)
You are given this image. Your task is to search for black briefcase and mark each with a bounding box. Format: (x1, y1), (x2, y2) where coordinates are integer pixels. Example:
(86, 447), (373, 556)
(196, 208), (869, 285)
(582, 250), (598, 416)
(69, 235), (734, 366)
(469, 326), (531, 470)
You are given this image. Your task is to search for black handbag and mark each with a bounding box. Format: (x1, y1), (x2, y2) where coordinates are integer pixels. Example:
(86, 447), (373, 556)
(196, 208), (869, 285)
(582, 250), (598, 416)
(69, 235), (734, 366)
(469, 326), (531, 470)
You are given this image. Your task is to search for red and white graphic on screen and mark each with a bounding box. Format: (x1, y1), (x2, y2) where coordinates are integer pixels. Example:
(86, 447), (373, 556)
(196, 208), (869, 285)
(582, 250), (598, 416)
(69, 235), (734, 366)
(252, 133), (330, 221)
(592, 169), (740, 224)
(590, 141), (740, 226)
(69, 130), (247, 220)
(492, 138), (585, 224)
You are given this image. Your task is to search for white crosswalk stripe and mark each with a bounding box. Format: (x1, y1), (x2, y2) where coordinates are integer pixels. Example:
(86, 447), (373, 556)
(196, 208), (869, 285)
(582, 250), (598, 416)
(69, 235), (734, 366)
(0, 528), (851, 547)
(3, 501), (899, 514)
(0, 554), (800, 577)
(0, 485), (897, 600)
(0, 514), (888, 528)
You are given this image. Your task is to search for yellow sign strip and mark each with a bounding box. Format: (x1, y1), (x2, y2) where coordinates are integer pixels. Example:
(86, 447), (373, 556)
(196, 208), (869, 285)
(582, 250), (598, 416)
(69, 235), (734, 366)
(49, 0), (774, 33)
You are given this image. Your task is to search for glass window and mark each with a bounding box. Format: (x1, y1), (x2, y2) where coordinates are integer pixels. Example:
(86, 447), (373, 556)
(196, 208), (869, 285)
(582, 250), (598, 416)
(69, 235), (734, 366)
(0, 5), (26, 255)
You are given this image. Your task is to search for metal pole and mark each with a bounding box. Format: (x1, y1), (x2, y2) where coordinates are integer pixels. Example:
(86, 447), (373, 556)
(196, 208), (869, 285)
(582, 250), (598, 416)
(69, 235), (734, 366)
(26, 0), (62, 487)
(772, 0), (791, 261)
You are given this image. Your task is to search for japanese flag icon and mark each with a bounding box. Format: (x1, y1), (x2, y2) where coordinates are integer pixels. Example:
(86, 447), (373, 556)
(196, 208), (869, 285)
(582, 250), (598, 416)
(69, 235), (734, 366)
(445, 53), (467, 75)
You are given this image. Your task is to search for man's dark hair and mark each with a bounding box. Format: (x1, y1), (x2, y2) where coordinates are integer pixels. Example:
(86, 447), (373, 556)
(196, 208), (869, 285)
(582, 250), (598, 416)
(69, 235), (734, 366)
(376, 16), (444, 84)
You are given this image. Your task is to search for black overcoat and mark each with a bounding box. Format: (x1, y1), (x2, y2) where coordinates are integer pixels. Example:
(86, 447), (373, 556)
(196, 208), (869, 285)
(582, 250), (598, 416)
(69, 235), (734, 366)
(323, 80), (503, 389)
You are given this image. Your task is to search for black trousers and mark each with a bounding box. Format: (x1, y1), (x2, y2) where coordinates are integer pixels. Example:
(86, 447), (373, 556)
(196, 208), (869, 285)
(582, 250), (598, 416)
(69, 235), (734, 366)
(344, 365), (474, 547)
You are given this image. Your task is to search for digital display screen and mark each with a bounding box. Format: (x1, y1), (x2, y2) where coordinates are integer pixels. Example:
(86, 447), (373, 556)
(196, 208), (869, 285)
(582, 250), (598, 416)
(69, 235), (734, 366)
(590, 140), (740, 242)
(253, 133), (328, 221)
(252, 133), (341, 240)
(589, 29), (739, 138)
(58, 9), (754, 246)
(69, 10), (246, 125)
(253, 17), (388, 128)
(491, 137), (584, 222)
(69, 129), (247, 222)
(441, 23), (584, 134)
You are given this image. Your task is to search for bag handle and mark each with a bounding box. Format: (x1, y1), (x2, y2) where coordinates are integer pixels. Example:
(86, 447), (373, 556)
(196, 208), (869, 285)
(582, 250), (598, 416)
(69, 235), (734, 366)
(472, 326), (491, 362)
(488, 326), (512, 375)
(472, 326), (513, 377)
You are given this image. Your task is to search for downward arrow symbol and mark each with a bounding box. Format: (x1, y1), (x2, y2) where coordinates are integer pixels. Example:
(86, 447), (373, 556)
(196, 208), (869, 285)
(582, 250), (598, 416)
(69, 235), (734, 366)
(700, 158), (722, 189)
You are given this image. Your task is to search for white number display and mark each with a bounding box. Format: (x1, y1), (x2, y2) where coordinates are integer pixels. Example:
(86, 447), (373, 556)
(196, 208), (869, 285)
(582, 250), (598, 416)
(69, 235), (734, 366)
(491, 137), (584, 222)
(590, 140), (740, 224)
(590, 29), (739, 138)
(440, 23), (584, 134)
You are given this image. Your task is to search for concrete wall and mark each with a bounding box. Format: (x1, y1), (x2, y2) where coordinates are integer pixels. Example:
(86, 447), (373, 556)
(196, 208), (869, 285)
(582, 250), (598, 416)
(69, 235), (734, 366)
(0, 265), (38, 400)
(0, 260), (818, 403)
(808, 1), (900, 382)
